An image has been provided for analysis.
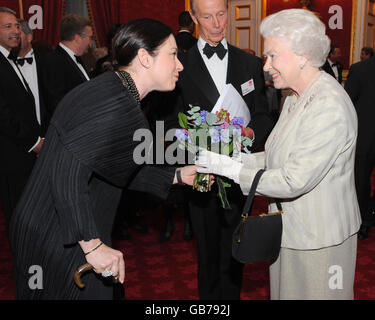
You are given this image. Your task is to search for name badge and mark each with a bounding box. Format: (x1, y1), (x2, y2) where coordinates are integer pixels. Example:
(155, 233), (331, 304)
(241, 79), (255, 96)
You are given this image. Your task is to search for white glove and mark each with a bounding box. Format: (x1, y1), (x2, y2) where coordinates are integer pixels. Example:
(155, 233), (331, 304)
(232, 152), (257, 168)
(195, 149), (244, 183)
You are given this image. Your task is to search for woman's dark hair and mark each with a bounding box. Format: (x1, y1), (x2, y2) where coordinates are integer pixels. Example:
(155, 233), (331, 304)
(113, 18), (173, 67)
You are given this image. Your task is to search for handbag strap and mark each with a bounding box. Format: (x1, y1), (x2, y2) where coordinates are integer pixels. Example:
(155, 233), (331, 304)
(243, 169), (265, 214)
(242, 169), (283, 215)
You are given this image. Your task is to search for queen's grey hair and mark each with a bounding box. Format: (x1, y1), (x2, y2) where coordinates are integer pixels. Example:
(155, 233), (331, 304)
(190, 0), (228, 15)
(260, 9), (330, 67)
(0, 7), (16, 15)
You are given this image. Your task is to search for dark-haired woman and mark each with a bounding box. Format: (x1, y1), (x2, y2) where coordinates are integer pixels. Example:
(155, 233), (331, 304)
(9, 19), (194, 300)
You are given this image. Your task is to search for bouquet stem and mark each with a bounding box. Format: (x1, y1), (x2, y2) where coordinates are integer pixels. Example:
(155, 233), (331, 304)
(193, 173), (211, 192)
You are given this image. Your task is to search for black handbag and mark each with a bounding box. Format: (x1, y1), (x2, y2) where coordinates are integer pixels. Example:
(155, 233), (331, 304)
(232, 169), (283, 264)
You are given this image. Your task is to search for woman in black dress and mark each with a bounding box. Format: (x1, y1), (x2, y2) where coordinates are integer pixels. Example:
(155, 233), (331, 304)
(9, 19), (196, 299)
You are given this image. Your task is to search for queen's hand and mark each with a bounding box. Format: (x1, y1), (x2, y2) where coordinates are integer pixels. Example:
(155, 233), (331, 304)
(195, 149), (244, 182)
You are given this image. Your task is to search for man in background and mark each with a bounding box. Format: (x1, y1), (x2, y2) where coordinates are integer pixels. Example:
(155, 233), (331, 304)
(360, 46), (374, 61)
(322, 44), (343, 84)
(175, 11), (197, 54)
(42, 14), (93, 115)
(16, 19), (49, 132)
(0, 8), (44, 233)
(175, 0), (273, 300)
(345, 42), (375, 240)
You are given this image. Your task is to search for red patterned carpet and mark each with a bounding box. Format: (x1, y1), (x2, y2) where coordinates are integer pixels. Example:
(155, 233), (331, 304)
(1, 196), (375, 300)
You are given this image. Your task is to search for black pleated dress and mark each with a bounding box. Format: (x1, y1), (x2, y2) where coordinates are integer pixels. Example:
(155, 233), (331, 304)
(9, 71), (175, 299)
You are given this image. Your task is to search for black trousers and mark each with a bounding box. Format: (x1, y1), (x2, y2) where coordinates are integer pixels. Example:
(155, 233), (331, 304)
(189, 187), (245, 300)
(0, 172), (31, 234)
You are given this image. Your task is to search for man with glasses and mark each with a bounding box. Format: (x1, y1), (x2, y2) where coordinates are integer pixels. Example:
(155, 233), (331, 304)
(42, 14), (93, 115)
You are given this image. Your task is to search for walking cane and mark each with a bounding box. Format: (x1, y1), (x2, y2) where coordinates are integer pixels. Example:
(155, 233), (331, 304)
(74, 263), (119, 288)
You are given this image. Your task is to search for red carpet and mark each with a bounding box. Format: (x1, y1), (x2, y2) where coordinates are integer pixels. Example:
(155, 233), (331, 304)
(1, 196), (375, 300)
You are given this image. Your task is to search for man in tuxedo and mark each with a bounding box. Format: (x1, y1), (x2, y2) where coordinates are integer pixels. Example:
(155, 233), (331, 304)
(175, 11), (197, 54)
(42, 14), (92, 115)
(176, 0), (274, 299)
(0, 8), (45, 232)
(322, 45), (343, 84)
(345, 50), (375, 239)
(360, 46), (374, 61)
(17, 19), (50, 131)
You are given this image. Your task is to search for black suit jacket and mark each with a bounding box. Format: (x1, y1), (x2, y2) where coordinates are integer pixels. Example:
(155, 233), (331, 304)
(41, 45), (89, 115)
(345, 56), (375, 154)
(322, 60), (343, 84)
(0, 52), (44, 174)
(175, 31), (197, 53)
(177, 43), (274, 151)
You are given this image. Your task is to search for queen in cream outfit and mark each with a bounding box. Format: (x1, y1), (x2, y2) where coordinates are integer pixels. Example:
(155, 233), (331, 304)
(196, 9), (361, 300)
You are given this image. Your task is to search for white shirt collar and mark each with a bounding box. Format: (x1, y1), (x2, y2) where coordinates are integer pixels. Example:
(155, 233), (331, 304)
(328, 59), (336, 68)
(59, 42), (78, 61)
(0, 44), (11, 59)
(197, 37), (228, 51)
(24, 49), (34, 58)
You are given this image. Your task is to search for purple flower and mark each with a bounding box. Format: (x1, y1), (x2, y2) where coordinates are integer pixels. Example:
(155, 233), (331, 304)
(210, 127), (222, 144)
(230, 117), (244, 127)
(175, 129), (192, 143)
(200, 110), (208, 124)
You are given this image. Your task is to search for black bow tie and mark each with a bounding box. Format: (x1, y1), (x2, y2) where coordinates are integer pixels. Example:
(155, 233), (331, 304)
(7, 52), (17, 62)
(17, 57), (33, 66)
(75, 55), (83, 65)
(203, 42), (227, 60)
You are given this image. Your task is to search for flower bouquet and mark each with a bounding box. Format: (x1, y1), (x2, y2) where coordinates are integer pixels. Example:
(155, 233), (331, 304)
(175, 105), (253, 209)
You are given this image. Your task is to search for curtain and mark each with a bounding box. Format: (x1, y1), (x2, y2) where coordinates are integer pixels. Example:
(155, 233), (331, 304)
(119, 0), (185, 34)
(21, 0), (65, 48)
(86, 0), (120, 48)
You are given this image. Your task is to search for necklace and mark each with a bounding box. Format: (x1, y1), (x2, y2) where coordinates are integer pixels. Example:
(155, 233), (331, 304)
(116, 70), (141, 106)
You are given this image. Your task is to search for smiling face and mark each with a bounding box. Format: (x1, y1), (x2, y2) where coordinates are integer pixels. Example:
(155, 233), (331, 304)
(263, 37), (305, 91)
(0, 12), (20, 51)
(190, 0), (228, 46)
(149, 34), (183, 92)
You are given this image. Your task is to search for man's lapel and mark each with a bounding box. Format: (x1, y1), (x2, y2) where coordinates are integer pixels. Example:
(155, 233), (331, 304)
(226, 44), (243, 91)
(185, 45), (220, 106)
(56, 45), (89, 82)
(0, 52), (34, 101)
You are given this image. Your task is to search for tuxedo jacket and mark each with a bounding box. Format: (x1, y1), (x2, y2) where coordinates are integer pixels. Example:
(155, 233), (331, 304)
(177, 43), (274, 151)
(175, 31), (197, 53)
(322, 59), (343, 84)
(238, 72), (361, 249)
(0, 52), (47, 174)
(344, 56), (375, 155)
(41, 45), (89, 115)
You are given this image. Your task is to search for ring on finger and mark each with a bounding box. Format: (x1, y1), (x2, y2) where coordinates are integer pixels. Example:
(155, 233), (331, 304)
(101, 269), (113, 277)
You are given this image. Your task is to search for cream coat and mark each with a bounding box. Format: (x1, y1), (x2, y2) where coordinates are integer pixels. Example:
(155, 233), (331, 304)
(238, 72), (361, 250)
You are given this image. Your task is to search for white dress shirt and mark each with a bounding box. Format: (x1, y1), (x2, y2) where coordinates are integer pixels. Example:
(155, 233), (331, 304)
(328, 58), (339, 81)
(58, 42), (90, 81)
(197, 37), (228, 94)
(18, 49), (41, 125)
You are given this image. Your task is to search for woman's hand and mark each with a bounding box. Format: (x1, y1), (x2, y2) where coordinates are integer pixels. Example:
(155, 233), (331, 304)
(79, 239), (125, 284)
(173, 165), (198, 186)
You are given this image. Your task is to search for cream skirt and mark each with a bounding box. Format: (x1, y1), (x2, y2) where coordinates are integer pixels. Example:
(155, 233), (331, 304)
(269, 234), (357, 300)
